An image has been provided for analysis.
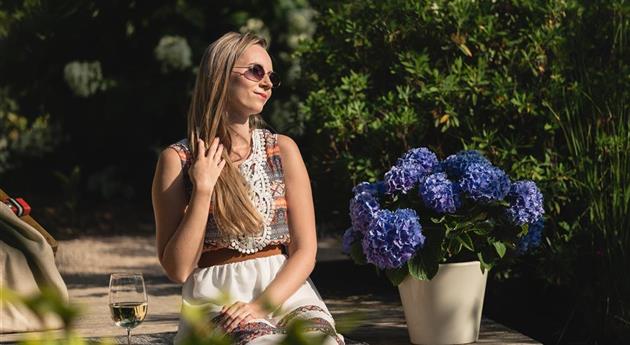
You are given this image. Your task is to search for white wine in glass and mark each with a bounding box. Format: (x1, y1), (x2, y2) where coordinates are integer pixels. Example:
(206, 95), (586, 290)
(109, 273), (148, 345)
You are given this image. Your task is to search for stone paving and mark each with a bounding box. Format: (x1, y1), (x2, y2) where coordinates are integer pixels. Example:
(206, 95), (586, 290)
(0, 235), (540, 344)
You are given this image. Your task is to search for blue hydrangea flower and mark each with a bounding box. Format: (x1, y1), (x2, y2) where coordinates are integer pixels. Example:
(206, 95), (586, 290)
(352, 181), (385, 197)
(459, 162), (511, 203)
(505, 181), (545, 226)
(442, 150), (491, 180)
(362, 209), (425, 269)
(349, 192), (380, 234)
(384, 165), (419, 194)
(419, 173), (462, 214)
(397, 147), (441, 175)
(385, 147), (441, 195)
(517, 217), (544, 253)
(342, 228), (361, 254)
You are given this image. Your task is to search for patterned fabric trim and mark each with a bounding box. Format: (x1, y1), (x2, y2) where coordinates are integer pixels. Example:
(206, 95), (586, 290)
(277, 305), (344, 345)
(166, 128), (291, 253)
(210, 305), (344, 345)
(211, 314), (283, 345)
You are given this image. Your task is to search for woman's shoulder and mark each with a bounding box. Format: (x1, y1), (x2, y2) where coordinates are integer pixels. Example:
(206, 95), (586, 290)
(274, 133), (302, 166)
(276, 133), (297, 151)
(167, 138), (190, 151)
(162, 138), (191, 168)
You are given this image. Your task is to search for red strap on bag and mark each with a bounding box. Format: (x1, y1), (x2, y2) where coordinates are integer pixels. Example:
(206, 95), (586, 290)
(2, 197), (31, 217)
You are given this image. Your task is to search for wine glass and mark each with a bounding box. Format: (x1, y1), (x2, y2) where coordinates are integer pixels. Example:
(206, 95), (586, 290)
(109, 273), (148, 345)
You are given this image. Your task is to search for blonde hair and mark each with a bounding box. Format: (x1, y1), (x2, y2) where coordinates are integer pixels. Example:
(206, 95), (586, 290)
(187, 32), (268, 236)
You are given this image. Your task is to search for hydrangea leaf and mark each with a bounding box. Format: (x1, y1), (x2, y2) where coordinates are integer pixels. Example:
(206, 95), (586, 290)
(350, 242), (367, 265)
(476, 252), (492, 273)
(492, 241), (507, 258)
(408, 253), (438, 281)
(456, 233), (474, 251)
(408, 227), (443, 280)
(385, 266), (408, 286)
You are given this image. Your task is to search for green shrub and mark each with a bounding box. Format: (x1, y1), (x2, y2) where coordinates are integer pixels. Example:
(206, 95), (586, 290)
(297, 0), (629, 341)
(0, 87), (60, 174)
(297, 0), (569, 230)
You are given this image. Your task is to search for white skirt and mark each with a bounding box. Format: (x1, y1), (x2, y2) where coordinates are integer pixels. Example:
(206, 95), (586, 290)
(173, 254), (344, 345)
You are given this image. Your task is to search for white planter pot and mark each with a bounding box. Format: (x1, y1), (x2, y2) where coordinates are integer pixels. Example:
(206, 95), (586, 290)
(398, 261), (488, 345)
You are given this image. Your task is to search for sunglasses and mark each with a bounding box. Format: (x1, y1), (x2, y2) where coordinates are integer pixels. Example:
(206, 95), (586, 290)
(232, 63), (281, 88)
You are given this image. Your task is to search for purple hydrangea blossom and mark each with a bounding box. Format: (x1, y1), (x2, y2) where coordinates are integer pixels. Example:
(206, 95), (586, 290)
(362, 209), (425, 269)
(349, 192), (380, 234)
(419, 173), (462, 214)
(442, 150), (491, 180)
(397, 147), (441, 175)
(384, 165), (420, 194)
(342, 228), (361, 254)
(459, 162), (511, 203)
(385, 147), (441, 195)
(517, 218), (544, 253)
(352, 181), (385, 197)
(505, 181), (545, 226)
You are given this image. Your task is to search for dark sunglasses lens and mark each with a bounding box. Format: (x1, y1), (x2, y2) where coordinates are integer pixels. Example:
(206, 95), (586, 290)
(269, 72), (281, 88)
(248, 64), (265, 80)
(244, 64), (280, 88)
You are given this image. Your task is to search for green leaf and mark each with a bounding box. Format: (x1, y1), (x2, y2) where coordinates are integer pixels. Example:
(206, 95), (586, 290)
(477, 252), (491, 273)
(385, 266), (409, 286)
(456, 233), (475, 251)
(408, 253), (438, 280)
(349, 242), (367, 265)
(518, 223), (530, 237)
(493, 241), (507, 258)
(430, 216), (446, 224)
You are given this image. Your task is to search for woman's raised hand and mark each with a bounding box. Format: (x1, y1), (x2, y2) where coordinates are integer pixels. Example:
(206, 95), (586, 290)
(189, 137), (226, 194)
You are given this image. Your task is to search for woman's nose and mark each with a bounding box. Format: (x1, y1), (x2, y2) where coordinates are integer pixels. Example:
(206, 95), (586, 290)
(259, 74), (272, 89)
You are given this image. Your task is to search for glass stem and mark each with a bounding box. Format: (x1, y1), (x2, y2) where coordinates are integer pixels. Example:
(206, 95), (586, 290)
(127, 328), (131, 345)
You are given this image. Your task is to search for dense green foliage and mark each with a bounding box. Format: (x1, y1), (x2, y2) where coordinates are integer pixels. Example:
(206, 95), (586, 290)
(297, 0), (572, 230)
(0, 0), (314, 200)
(297, 0), (629, 342)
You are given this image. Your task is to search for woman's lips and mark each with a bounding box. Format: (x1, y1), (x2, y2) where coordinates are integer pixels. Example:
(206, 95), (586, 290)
(254, 92), (268, 100)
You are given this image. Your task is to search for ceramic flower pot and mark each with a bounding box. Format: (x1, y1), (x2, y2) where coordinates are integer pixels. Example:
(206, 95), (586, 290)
(398, 261), (488, 345)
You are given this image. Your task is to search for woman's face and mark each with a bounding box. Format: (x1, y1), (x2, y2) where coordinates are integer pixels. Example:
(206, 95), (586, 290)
(227, 44), (274, 118)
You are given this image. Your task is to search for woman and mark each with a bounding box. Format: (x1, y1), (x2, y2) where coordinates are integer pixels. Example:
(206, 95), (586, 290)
(151, 32), (344, 345)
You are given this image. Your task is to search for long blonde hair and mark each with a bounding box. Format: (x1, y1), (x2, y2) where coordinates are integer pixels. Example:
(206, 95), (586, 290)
(187, 32), (268, 236)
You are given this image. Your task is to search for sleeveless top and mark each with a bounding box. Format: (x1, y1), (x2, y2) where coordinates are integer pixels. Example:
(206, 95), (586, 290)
(167, 128), (290, 254)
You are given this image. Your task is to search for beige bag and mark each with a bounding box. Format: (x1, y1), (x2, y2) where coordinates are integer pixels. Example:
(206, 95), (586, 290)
(0, 201), (68, 333)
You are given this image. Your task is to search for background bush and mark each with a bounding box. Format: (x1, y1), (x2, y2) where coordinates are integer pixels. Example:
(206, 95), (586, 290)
(0, 0), (315, 203)
(296, 0), (628, 343)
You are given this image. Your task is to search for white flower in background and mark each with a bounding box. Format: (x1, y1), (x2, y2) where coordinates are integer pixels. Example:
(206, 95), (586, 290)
(431, 2), (440, 15)
(287, 8), (317, 35)
(63, 61), (105, 97)
(286, 8), (317, 49)
(154, 35), (192, 73)
(287, 33), (312, 50)
(240, 18), (271, 46)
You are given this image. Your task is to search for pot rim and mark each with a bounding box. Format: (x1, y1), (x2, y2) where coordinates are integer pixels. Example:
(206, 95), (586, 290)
(438, 260), (481, 268)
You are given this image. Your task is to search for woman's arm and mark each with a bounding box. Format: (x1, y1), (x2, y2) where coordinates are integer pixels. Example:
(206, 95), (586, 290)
(152, 138), (225, 284)
(254, 134), (317, 305)
(221, 134), (317, 330)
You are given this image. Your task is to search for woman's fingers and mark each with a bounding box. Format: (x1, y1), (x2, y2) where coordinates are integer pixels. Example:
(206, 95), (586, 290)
(196, 139), (206, 159)
(226, 312), (248, 331)
(213, 143), (223, 161)
(219, 302), (243, 327)
(226, 309), (251, 331)
(219, 301), (259, 332)
(207, 137), (220, 157)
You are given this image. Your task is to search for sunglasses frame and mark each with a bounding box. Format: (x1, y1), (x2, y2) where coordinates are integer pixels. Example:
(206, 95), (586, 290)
(232, 63), (281, 88)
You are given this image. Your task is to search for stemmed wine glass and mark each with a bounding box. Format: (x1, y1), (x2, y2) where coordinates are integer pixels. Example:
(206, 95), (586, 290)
(109, 273), (148, 345)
